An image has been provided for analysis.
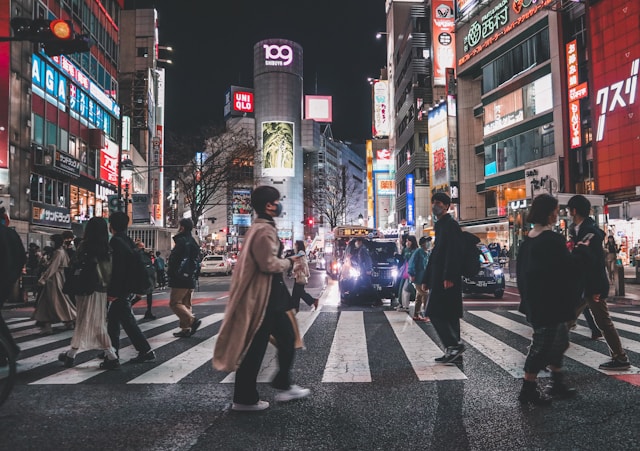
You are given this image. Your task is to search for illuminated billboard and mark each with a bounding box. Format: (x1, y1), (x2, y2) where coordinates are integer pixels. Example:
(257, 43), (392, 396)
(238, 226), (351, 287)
(232, 189), (252, 226)
(428, 103), (449, 189)
(590, 0), (640, 193)
(432, 0), (456, 86)
(224, 86), (254, 118)
(100, 138), (119, 187)
(262, 121), (294, 177)
(372, 80), (390, 137)
(305, 95), (333, 122)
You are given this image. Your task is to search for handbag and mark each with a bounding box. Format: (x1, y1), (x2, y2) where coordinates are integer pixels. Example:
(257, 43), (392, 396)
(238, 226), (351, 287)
(63, 254), (100, 296)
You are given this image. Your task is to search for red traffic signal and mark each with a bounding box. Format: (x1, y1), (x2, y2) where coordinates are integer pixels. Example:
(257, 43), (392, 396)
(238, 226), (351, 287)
(307, 217), (314, 227)
(50, 19), (72, 40)
(9, 18), (92, 56)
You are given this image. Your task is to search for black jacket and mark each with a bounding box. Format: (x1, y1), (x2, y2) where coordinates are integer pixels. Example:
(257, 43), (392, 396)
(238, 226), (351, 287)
(108, 232), (136, 298)
(421, 213), (464, 318)
(167, 231), (199, 289)
(572, 217), (609, 299)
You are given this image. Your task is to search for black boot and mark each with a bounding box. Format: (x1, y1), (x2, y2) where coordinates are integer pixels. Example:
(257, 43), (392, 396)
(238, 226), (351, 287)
(546, 371), (577, 398)
(518, 380), (552, 406)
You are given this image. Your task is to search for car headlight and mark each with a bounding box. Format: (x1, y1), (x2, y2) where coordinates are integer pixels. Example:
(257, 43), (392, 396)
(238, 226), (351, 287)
(493, 268), (503, 276)
(348, 267), (360, 279)
(391, 268), (399, 279)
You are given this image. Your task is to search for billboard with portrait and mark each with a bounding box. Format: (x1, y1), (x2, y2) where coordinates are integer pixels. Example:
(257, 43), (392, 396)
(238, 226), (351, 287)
(232, 189), (252, 226)
(432, 0), (456, 86)
(261, 121), (294, 177)
(428, 103), (449, 189)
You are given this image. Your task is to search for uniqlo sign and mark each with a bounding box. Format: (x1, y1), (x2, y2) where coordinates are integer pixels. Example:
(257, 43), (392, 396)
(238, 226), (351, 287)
(589, 0), (640, 193)
(233, 91), (254, 113)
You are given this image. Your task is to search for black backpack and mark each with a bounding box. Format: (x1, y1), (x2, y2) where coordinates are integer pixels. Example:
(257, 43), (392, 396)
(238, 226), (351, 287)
(176, 242), (200, 282)
(461, 231), (482, 278)
(63, 253), (100, 296)
(128, 247), (154, 294)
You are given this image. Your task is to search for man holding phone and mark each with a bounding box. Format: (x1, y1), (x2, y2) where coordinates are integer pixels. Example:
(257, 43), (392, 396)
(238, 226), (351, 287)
(568, 195), (630, 370)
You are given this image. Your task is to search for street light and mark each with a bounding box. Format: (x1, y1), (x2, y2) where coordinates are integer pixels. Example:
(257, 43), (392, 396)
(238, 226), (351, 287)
(376, 32), (389, 39)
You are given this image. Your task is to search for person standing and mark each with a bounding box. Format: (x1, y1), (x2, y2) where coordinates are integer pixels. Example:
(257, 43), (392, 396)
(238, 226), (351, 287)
(155, 251), (166, 288)
(0, 218), (26, 358)
(32, 234), (77, 334)
(420, 192), (465, 364)
(604, 235), (620, 282)
(568, 194), (631, 370)
(290, 240), (318, 311)
(408, 236), (431, 322)
(397, 235), (418, 312)
(167, 218), (202, 338)
(58, 217), (120, 369)
(213, 185), (310, 412)
(132, 241), (157, 320)
(516, 194), (580, 405)
(107, 212), (155, 364)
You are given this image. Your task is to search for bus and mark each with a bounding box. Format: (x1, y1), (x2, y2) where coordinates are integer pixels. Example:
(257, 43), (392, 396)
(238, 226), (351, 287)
(324, 226), (383, 279)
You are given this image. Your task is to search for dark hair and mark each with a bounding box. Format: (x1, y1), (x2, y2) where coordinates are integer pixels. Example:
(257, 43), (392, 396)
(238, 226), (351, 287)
(109, 211), (129, 233)
(81, 217), (110, 260)
(419, 236), (432, 245)
(526, 194), (558, 225)
(179, 218), (193, 232)
(50, 234), (64, 249)
(406, 235), (418, 249)
(62, 230), (75, 240)
(567, 194), (591, 218)
(431, 192), (451, 206)
(156, 251), (162, 257)
(295, 240), (306, 253)
(251, 185), (280, 215)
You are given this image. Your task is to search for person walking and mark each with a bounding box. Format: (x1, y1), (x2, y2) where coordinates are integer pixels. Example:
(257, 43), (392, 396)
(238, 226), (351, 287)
(568, 194), (631, 370)
(408, 236), (431, 322)
(0, 217), (26, 358)
(290, 240), (318, 311)
(167, 218), (202, 338)
(32, 234), (77, 335)
(107, 212), (155, 364)
(516, 194), (580, 405)
(604, 235), (620, 282)
(420, 192), (465, 364)
(132, 241), (157, 320)
(58, 217), (120, 370)
(154, 251), (167, 289)
(213, 185), (310, 412)
(397, 235), (418, 312)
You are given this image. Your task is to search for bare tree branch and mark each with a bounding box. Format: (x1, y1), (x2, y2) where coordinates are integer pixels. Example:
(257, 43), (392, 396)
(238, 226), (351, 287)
(309, 165), (363, 230)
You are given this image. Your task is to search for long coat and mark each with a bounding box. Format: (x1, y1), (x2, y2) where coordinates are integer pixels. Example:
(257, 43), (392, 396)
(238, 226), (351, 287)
(32, 247), (77, 323)
(213, 218), (292, 372)
(421, 213), (464, 318)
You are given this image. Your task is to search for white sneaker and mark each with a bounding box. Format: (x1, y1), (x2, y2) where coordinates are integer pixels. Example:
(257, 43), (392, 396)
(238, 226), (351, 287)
(231, 400), (270, 411)
(274, 385), (311, 402)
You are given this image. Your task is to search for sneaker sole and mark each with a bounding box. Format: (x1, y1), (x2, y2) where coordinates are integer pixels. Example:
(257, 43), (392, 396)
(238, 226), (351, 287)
(598, 365), (631, 371)
(275, 390), (311, 402)
(232, 401), (269, 411)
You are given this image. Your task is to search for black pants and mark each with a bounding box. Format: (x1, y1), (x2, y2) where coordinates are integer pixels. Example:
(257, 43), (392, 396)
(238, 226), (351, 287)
(291, 283), (315, 310)
(233, 307), (295, 405)
(430, 315), (461, 349)
(0, 289), (19, 357)
(107, 295), (151, 354)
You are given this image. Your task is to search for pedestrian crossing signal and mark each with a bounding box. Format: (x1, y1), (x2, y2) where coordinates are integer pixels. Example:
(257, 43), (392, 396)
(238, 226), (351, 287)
(107, 195), (123, 214)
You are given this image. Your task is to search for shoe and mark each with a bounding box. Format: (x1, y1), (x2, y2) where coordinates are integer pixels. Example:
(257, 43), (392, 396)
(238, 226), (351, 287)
(591, 332), (603, 340)
(599, 358), (631, 370)
(39, 326), (53, 335)
(413, 315), (429, 322)
(519, 382), (552, 406)
(173, 330), (191, 338)
(99, 358), (121, 370)
(313, 298), (319, 310)
(442, 344), (466, 364)
(144, 311), (156, 320)
(545, 381), (577, 398)
(58, 352), (75, 368)
(274, 385), (311, 402)
(189, 317), (202, 336)
(128, 350), (156, 364)
(435, 354), (448, 362)
(232, 400), (270, 412)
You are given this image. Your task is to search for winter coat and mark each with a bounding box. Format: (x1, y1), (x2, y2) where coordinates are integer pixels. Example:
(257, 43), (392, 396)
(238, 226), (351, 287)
(408, 247), (429, 284)
(108, 232), (136, 299)
(421, 214), (464, 318)
(572, 217), (609, 299)
(517, 230), (583, 327)
(213, 218), (293, 372)
(292, 255), (310, 285)
(167, 231), (200, 289)
(32, 247), (76, 323)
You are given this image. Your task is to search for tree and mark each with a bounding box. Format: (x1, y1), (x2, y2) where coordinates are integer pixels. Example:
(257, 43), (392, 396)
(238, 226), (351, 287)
(164, 122), (255, 228)
(308, 164), (364, 230)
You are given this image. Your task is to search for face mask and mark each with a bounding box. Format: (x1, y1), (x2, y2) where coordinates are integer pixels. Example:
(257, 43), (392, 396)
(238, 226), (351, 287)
(432, 204), (445, 217)
(273, 202), (283, 217)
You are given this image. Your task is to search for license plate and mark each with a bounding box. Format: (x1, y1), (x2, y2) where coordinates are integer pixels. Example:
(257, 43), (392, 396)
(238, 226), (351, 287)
(477, 281), (487, 287)
(373, 284), (382, 291)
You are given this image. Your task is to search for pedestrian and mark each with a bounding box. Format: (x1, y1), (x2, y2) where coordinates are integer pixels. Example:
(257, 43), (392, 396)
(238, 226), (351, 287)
(516, 194), (580, 405)
(32, 234), (77, 335)
(0, 216), (26, 358)
(155, 251), (166, 288)
(106, 212), (156, 364)
(132, 241), (157, 320)
(167, 218), (202, 338)
(290, 240), (318, 311)
(568, 194), (631, 370)
(420, 192), (465, 364)
(58, 217), (120, 370)
(397, 235), (418, 312)
(604, 235), (620, 282)
(408, 236), (431, 322)
(213, 185), (310, 412)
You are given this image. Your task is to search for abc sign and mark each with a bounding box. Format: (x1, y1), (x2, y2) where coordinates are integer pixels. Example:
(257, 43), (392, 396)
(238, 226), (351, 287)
(263, 44), (293, 66)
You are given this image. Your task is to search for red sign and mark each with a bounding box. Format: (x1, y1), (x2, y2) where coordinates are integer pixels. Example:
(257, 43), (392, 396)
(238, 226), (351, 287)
(100, 138), (119, 186)
(432, 0), (456, 86)
(566, 40), (578, 89)
(233, 91), (254, 113)
(568, 82), (588, 102)
(569, 101), (582, 149)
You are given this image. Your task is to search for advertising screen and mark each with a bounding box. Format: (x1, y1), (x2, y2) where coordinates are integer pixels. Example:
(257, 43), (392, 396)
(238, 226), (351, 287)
(428, 103), (449, 189)
(232, 189), (252, 226)
(305, 95), (333, 122)
(100, 138), (119, 186)
(262, 121), (294, 177)
(590, 0), (640, 193)
(372, 80), (390, 137)
(432, 0), (456, 86)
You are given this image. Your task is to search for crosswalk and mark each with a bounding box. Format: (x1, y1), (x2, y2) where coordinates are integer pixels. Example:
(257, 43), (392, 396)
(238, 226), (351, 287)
(7, 307), (640, 387)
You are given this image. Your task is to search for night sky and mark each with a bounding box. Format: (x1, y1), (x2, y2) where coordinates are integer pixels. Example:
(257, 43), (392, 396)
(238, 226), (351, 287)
(140, 0), (387, 142)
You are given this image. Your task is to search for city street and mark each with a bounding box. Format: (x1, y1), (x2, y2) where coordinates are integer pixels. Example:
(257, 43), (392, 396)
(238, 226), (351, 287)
(1, 269), (640, 450)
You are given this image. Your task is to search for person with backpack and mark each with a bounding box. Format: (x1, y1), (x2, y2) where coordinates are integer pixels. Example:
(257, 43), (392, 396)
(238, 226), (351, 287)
(420, 192), (465, 364)
(167, 218), (202, 338)
(106, 212), (155, 364)
(0, 217), (26, 358)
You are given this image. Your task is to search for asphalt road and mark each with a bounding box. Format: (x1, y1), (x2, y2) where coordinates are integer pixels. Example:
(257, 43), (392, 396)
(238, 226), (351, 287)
(1, 268), (639, 450)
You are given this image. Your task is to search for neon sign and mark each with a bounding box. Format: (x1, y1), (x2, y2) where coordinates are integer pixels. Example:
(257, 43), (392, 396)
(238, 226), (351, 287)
(595, 58), (639, 143)
(263, 44), (293, 66)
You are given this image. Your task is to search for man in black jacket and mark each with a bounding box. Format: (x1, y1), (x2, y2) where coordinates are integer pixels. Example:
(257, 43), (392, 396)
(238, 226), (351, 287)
(105, 212), (155, 367)
(568, 194), (630, 370)
(168, 218), (202, 338)
(421, 192), (465, 364)
(0, 218), (26, 358)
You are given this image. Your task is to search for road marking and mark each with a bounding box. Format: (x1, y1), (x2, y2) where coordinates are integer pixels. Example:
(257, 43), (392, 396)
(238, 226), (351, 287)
(386, 311), (466, 381)
(322, 311), (371, 383)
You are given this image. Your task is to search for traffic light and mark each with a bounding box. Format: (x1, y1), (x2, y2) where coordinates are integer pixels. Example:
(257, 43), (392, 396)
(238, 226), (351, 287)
(307, 217), (314, 227)
(10, 18), (92, 56)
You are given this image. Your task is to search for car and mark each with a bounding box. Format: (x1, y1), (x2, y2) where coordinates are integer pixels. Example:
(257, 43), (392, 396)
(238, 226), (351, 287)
(462, 244), (505, 298)
(338, 238), (400, 306)
(200, 254), (232, 276)
(315, 251), (326, 270)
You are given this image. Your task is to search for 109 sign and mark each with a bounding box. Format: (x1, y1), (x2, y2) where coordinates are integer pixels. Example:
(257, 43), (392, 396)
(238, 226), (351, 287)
(263, 44), (293, 66)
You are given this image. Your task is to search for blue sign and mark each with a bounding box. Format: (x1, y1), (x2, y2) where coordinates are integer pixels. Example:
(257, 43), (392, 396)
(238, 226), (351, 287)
(406, 174), (415, 226)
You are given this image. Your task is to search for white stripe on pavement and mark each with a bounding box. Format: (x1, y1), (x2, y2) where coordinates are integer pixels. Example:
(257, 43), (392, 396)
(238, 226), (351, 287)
(322, 311), (371, 383)
(386, 311), (466, 381)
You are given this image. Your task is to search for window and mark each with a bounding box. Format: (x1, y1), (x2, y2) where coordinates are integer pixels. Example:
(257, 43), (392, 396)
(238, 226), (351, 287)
(46, 121), (57, 147)
(32, 114), (44, 145)
(59, 129), (69, 153)
(137, 47), (149, 58)
(484, 124), (553, 176)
